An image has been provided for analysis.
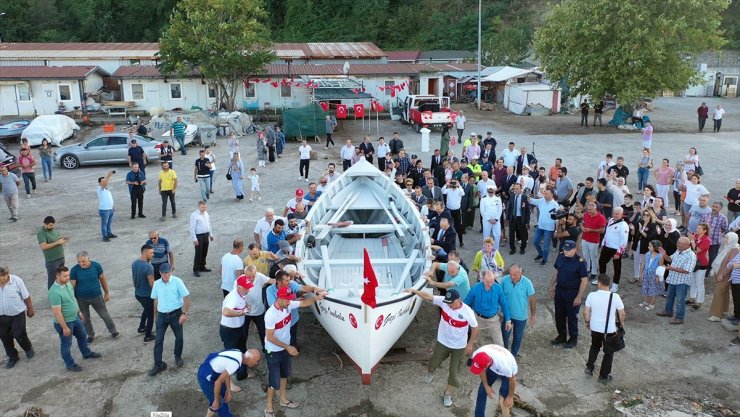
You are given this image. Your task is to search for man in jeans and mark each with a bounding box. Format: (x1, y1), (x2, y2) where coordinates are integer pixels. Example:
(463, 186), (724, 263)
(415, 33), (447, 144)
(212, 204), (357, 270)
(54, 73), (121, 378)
(158, 162), (178, 221)
(0, 165), (21, 222)
(194, 149), (212, 202)
(581, 202), (607, 284)
(170, 116), (187, 155)
(583, 274), (626, 384)
(70, 251), (119, 343)
(37, 216), (68, 289)
(528, 187), (560, 266)
(49, 266), (101, 371)
(149, 264), (190, 376)
(96, 171), (117, 242)
(132, 245), (156, 342)
(500, 264), (536, 357)
(657, 237), (697, 325)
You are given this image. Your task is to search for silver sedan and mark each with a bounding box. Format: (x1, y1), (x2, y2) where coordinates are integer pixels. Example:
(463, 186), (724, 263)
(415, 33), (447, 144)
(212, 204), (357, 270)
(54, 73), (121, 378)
(54, 133), (161, 169)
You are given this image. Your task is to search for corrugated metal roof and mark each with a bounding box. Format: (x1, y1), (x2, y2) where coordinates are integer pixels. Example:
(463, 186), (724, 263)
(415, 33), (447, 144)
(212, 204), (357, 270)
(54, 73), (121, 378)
(0, 43), (159, 60)
(0, 65), (109, 80)
(0, 42), (159, 51)
(418, 50), (476, 60)
(112, 66), (200, 79)
(386, 51), (420, 61)
(272, 42), (384, 59)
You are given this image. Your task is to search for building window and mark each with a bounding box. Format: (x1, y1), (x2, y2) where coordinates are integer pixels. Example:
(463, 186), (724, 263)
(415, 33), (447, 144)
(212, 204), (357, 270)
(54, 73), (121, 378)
(130, 59), (140, 65)
(208, 83), (217, 99)
(244, 82), (256, 98)
(384, 80), (394, 96)
(280, 84), (291, 98)
(131, 83), (144, 100)
(170, 83), (182, 99)
(17, 84), (31, 101)
(58, 85), (72, 101)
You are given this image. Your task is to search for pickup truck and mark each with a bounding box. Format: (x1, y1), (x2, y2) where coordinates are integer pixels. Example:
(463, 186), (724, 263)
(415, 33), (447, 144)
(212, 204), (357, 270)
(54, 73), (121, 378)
(397, 95), (453, 132)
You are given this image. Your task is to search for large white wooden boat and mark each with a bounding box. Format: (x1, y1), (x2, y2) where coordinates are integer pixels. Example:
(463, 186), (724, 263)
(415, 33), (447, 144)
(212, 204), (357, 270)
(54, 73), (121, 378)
(295, 159), (432, 384)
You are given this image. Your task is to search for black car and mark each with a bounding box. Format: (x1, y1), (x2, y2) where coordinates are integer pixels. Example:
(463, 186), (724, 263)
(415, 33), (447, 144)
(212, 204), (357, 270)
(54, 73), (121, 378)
(0, 142), (20, 176)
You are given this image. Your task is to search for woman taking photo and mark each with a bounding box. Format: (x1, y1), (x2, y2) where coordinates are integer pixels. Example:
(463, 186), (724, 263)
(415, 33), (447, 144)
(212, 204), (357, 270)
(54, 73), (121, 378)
(631, 209), (659, 284)
(687, 223), (711, 310)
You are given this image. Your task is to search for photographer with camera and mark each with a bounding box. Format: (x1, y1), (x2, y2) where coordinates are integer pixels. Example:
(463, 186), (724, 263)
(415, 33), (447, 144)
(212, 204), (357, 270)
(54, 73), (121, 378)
(126, 163), (147, 219)
(555, 213), (581, 251)
(442, 178), (467, 248)
(528, 187), (560, 267)
(97, 171), (117, 242)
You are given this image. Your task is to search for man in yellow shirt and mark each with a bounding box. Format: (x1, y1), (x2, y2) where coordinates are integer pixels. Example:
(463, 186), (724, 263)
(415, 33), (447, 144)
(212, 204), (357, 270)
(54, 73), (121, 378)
(243, 243), (278, 276)
(158, 162), (178, 221)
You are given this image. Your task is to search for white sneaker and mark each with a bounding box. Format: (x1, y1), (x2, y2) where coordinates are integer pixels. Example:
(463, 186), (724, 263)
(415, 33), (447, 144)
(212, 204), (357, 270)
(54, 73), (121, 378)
(610, 283), (619, 292)
(443, 394), (453, 407)
(298, 176), (303, 181)
(304, 178), (309, 182)
(638, 302), (647, 308)
(590, 278), (598, 285)
(707, 316), (721, 322)
(424, 372), (434, 383)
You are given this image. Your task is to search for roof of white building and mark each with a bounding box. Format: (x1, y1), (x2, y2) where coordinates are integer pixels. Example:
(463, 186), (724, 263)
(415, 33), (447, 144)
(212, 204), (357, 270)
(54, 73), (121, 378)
(0, 65), (110, 80)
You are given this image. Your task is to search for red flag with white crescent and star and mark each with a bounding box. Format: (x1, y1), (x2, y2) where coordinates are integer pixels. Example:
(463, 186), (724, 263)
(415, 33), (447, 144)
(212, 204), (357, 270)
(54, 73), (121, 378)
(361, 248), (378, 308)
(354, 103), (365, 118)
(336, 104), (347, 119)
(319, 101), (329, 112)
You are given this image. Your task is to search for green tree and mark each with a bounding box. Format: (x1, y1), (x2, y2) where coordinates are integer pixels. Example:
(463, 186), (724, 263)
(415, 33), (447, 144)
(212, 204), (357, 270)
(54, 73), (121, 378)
(158, 0), (275, 111)
(533, 0), (728, 105)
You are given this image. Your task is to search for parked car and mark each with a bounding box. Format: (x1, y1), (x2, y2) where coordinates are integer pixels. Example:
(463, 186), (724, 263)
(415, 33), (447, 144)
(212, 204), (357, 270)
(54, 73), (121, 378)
(53, 133), (160, 169)
(0, 120), (31, 140)
(0, 144), (21, 192)
(21, 114), (80, 146)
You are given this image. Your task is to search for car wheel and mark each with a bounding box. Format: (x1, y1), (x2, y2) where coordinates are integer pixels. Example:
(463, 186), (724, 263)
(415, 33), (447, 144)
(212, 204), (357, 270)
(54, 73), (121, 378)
(61, 154), (79, 169)
(414, 122), (421, 133)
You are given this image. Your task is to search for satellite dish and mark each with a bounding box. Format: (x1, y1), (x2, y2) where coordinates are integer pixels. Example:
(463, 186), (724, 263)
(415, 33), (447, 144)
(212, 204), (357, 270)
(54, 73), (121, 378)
(343, 61), (350, 75)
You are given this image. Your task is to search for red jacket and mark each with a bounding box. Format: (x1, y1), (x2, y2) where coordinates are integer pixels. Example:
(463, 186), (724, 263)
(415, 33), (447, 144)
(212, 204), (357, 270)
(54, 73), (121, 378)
(697, 106), (709, 119)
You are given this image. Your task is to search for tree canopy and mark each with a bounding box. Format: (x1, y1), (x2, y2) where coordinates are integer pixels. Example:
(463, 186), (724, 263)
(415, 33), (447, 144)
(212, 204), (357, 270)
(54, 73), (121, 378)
(533, 0), (728, 105)
(158, 0), (275, 111)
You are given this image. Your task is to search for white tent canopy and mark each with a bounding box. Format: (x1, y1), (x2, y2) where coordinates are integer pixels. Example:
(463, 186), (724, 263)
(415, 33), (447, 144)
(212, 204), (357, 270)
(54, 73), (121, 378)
(482, 66), (541, 83)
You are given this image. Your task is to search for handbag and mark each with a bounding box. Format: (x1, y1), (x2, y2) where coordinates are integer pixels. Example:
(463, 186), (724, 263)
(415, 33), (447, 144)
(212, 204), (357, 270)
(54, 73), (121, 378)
(225, 167), (232, 181)
(602, 293), (626, 354)
(694, 162), (704, 176)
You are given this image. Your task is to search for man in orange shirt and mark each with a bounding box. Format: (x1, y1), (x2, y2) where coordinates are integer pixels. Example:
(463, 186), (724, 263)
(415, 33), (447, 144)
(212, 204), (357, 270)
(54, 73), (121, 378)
(549, 158), (562, 182)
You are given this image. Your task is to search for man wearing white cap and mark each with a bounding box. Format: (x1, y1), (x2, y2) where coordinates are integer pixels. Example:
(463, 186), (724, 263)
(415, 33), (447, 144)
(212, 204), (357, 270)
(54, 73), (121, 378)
(469, 343), (518, 417)
(480, 185), (503, 250)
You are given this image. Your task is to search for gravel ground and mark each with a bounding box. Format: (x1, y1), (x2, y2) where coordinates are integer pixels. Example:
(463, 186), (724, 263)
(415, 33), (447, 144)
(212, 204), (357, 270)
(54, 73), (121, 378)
(1, 96), (739, 417)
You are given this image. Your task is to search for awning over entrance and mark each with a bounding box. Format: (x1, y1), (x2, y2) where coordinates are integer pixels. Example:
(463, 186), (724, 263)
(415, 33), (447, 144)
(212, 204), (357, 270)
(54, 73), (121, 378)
(313, 88), (374, 100)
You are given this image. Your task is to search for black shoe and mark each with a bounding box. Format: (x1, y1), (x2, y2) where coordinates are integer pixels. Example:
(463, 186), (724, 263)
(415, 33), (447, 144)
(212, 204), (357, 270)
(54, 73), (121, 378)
(103, 237), (111, 242)
(87, 335), (94, 344)
(148, 363), (167, 376)
(143, 335), (155, 343)
(111, 331), (120, 340)
(509, 249), (516, 255)
(200, 267), (212, 272)
(550, 335), (567, 345)
(584, 367), (594, 376)
(137, 328), (146, 334)
(138, 214), (146, 218)
(5, 357), (19, 369)
(172, 214), (177, 219)
(84, 352), (101, 359)
(564, 338), (578, 349)
(459, 243), (465, 248)
(175, 356), (184, 368)
(520, 249), (526, 255)
(109, 234), (118, 238)
(598, 375), (613, 384)
(25, 349), (35, 359)
(539, 260), (547, 266)
(68, 364), (83, 372)
(534, 255), (543, 261)
(193, 270), (201, 277)
(131, 214), (136, 219)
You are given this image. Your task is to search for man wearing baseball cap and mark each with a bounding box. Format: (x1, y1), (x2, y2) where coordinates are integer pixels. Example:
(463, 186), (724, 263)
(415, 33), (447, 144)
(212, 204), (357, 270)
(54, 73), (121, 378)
(405, 287), (478, 408)
(469, 343), (519, 417)
(282, 188), (304, 217)
(220, 275), (255, 385)
(264, 286), (325, 415)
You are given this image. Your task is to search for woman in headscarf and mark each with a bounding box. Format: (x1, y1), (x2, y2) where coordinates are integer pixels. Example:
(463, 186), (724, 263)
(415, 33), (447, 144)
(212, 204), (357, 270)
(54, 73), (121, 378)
(707, 232), (739, 322)
(228, 152), (245, 201)
(471, 237), (505, 283)
(658, 218), (681, 291)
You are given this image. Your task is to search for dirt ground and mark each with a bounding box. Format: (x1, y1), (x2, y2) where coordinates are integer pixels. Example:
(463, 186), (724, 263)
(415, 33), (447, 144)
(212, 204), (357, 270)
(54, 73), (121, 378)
(1, 96), (739, 417)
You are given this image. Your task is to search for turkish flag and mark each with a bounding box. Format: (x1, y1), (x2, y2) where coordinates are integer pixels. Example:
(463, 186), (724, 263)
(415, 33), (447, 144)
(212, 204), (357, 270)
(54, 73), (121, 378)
(376, 102), (384, 112)
(337, 104), (347, 119)
(319, 101), (329, 112)
(391, 89), (396, 97)
(361, 248), (378, 308)
(354, 104), (365, 118)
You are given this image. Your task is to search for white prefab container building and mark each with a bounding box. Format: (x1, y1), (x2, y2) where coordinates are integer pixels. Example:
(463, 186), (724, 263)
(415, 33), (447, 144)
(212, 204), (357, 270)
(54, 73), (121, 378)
(0, 66), (108, 116)
(504, 83), (561, 115)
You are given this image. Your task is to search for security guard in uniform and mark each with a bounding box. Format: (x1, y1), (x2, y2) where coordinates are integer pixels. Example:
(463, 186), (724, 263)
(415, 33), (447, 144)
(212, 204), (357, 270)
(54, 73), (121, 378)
(548, 240), (588, 348)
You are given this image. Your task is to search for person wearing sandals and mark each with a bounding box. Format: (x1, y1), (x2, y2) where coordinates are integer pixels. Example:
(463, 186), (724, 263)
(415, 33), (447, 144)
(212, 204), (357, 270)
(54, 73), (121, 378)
(640, 240), (664, 310)
(583, 273), (626, 384)
(707, 232), (739, 322)
(687, 223), (711, 310)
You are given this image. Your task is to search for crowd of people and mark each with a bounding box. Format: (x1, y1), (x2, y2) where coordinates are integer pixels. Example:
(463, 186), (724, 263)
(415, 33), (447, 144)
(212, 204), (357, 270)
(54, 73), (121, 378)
(2, 114), (740, 417)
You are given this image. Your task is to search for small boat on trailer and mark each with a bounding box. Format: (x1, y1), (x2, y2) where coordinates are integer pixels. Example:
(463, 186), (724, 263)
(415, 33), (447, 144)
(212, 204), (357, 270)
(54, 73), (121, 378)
(295, 159), (433, 384)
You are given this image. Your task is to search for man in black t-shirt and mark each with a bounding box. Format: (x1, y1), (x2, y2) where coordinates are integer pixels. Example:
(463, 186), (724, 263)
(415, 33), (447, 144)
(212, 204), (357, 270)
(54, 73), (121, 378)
(727, 180), (740, 221)
(607, 157), (629, 181)
(193, 150), (212, 201)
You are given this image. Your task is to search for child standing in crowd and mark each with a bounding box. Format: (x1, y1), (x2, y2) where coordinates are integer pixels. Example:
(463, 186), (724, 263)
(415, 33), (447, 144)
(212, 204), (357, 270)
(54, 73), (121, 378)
(248, 168), (261, 202)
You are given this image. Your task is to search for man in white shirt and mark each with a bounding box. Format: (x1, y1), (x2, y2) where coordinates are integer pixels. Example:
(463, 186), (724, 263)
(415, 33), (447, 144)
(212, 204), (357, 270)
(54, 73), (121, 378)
(455, 111), (466, 139)
(517, 166), (534, 192)
(442, 179), (467, 248)
(501, 142), (518, 168)
(283, 189), (305, 217)
(596, 153), (615, 180)
(297, 140), (311, 182)
(597, 207), (629, 291)
(406, 288), (478, 408)
(480, 186), (503, 250)
(219, 275), (255, 386)
(190, 201), (214, 277)
(376, 137), (390, 171)
(469, 344), (518, 417)
(340, 139), (355, 171)
(197, 346), (261, 417)
(712, 104), (725, 132)
(264, 287), (324, 415)
(219, 239), (245, 297)
(323, 163), (341, 183)
(253, 209), (283, 250)
(97, 171), (116, 242)
(583, 274), (625, 384)
(240, 266), (275, 363)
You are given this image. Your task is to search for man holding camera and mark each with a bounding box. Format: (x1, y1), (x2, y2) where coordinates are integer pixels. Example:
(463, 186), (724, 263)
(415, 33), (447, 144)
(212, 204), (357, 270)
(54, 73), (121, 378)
(126, 163), (146, 219)
(97, 171), (116, 242)
(528, 187), (560, 266)
(442, 179), (466, 248)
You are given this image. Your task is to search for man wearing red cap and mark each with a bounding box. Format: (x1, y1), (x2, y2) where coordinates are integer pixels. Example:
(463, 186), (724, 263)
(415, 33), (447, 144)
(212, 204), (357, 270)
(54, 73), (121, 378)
(405, 288), (478, 408)
(263, 287), (325, 416)
(282, 189), (305, 217)
(220, 275), (255, 387)
(469, 343), (519, 417)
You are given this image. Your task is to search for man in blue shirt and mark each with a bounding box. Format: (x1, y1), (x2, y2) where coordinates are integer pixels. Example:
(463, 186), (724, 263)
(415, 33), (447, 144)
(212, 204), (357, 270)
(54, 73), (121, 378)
(132, 245), (155, 342)
(465, 270), (511, 348)
(149, 264), (190, 376)
(145, 231), (175, 279)
(500, 264), (536, 357)
(125, 162), (146, 219)
(548, 241), (588, 349)
(169, 116), (187, 155)
(424, 261), (471, 299)
(528, 187), (560, 266)
(70, 251), (118, 343)
(266, 219), (287, 254)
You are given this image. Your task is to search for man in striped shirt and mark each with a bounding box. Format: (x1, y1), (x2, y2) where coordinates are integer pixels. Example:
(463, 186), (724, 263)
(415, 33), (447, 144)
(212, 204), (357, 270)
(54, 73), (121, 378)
(657, 237), (697, 325)
(170, 116), (187, 155)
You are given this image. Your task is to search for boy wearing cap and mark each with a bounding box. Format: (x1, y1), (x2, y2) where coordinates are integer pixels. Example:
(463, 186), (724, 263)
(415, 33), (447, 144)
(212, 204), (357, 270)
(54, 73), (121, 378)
(149, 263), (190, 376)
(469, 344), (518, 417)
(264, 286), (325, 415)
(405, 288), (478, 408)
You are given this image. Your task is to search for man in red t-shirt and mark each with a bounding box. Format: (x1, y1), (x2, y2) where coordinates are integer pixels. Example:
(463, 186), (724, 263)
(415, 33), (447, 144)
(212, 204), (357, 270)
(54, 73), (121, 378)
(581, 202), (607, 284)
